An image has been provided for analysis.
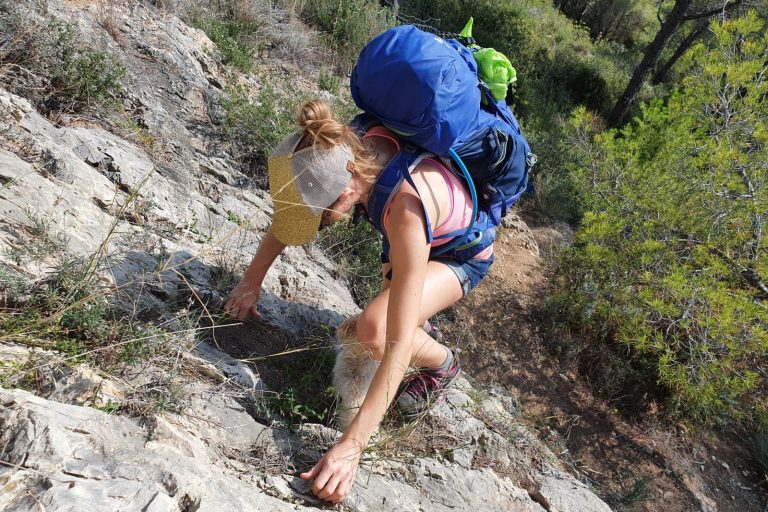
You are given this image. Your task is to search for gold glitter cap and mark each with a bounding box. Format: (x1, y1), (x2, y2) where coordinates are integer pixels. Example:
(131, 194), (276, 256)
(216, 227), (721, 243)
(268, 133), (354, 245)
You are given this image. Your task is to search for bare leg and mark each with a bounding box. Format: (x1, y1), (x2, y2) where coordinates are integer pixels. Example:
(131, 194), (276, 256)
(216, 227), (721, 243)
(334, 261), (463, 426)
(356, 260), (463, 369)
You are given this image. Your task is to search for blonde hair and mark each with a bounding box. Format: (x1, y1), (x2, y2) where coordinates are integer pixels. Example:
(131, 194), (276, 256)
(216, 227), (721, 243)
(296, 100), (382, 182)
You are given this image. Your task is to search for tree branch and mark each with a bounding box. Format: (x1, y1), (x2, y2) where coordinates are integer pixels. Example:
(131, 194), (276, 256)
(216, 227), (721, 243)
(652, 18), (710, 84)
(741, 268), (768, 299)
(671, 231), (768, 300)
(683, 0), (743, 21)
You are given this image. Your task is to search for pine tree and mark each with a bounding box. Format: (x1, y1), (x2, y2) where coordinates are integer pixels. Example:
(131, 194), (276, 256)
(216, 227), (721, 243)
(560, 11), (768, 425)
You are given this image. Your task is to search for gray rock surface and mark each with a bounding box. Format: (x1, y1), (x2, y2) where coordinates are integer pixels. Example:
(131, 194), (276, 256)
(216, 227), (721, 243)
(0, 75), (355, 333)
(0, 1), (612, 511)
(0, 388), (310, 512)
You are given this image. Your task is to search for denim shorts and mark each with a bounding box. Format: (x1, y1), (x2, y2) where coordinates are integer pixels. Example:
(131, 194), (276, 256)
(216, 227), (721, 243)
(382, 252), (494, 297)
(435, 255), (494, 296)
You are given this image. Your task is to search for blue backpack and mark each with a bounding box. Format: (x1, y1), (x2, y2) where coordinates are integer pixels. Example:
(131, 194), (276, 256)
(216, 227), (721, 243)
(350, 25), (535, 259)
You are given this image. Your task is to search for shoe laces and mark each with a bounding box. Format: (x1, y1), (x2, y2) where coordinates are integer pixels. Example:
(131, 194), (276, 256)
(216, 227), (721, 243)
(403, 371), (445, 399)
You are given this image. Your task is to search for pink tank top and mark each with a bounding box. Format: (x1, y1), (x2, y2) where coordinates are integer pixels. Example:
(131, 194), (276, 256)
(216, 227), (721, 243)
(364, 126), (494, 260)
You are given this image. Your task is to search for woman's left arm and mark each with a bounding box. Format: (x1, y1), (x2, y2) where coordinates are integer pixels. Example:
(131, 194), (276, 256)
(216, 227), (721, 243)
(300, 189), (430, 503)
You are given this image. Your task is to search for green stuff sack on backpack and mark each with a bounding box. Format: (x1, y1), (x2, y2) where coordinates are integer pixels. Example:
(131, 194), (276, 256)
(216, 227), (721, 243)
(459, 17), (517, 102)
(474, 48), (517, 102)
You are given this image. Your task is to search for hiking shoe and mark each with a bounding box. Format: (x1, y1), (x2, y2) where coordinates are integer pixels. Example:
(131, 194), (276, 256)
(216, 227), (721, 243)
(395, 353), (461, 419)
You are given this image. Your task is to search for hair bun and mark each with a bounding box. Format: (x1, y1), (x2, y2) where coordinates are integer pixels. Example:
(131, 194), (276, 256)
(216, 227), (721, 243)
(297, 100), (347, 148)
(298, 100), (333, 129)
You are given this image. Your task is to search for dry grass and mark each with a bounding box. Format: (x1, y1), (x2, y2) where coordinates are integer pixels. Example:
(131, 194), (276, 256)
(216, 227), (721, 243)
(97, 5), (121, 42)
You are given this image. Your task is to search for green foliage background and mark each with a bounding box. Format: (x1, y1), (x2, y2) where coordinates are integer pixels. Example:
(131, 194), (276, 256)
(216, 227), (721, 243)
(552, 13), (768, 426)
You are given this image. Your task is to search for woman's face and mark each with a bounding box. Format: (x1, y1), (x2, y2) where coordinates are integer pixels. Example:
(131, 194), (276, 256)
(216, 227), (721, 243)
(320, 197), (354, 227)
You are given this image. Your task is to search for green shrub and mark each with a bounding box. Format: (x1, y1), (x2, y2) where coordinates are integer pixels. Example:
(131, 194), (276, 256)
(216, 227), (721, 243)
(554, 0), (658, 48)
(317, 219), (383, 307)
(193, 17), (259, 72)
(218, 80), (309, 187)
(58, 51), (125, 107)
(551, 13), (768, 426)
(0, 256), (110, 355)
(0, 8), (124, 111)
(317, 68), (341, 93)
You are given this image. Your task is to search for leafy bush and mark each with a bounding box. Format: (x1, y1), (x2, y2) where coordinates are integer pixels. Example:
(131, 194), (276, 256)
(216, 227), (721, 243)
(52, 48), (125, 109)
(192, 17), (259, 72)
(218, 80), (309, 187)
(1, 256), (110, 353)
(554, 0), (657, 48)
(551, 13), (768, 426)
(0, 6), (124, 111)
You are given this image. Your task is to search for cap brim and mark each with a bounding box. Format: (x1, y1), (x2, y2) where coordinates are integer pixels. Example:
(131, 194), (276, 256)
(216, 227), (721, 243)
(272, 203), (321, 246)
(269, 148), (322, 246)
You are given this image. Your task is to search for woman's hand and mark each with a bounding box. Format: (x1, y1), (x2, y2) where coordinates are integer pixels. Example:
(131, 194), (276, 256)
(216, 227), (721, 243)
(300, 437), (363, 503)
(224, 277), (261, 320)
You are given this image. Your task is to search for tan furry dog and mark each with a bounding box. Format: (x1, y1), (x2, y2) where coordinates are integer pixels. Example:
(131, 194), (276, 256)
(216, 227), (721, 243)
(333, 315), (379, 429)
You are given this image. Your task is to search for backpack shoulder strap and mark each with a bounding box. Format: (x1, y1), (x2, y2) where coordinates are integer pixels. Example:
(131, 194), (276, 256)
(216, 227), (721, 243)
(367, 146), (435, 245)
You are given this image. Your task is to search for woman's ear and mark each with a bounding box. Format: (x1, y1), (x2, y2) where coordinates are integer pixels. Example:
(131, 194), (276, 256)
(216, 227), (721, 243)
(338, 185), (359, 204)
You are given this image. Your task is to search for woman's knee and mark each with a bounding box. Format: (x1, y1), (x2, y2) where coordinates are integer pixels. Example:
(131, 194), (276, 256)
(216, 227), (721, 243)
(355, 310), (386, 358)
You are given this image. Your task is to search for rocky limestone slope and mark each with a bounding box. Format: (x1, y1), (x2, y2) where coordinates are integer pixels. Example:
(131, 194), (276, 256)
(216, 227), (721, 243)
(0, 1), (612, 510)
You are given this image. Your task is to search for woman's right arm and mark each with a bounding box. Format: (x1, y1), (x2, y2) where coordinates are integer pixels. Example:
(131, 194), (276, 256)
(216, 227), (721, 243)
(224, 226), (286, 320)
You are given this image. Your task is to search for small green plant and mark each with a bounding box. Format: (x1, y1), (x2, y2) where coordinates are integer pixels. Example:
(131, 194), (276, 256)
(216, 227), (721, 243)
(619, 477), (652, 507)
(185, 211), (214, 242)
(210, 254), (242, 292)
(0, 263), (30, 306)
(0, 256), (111, 355)
(193, 18), (259, 72)
(116, 326), (166, 366)
(264, 335), (338, 426)
(98, 399), (121, 415)
(317, 220), (382, 306)
(141, 382), (188, 415)
(317, 68), (341, 93)
(226, 210), (248, 228)
(268, 387), (334, 424)
(119, 117), (155, 149)
(4, 208), (69, 265)
(0, 360), (35, 392)
(752, 433), (768, 479)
